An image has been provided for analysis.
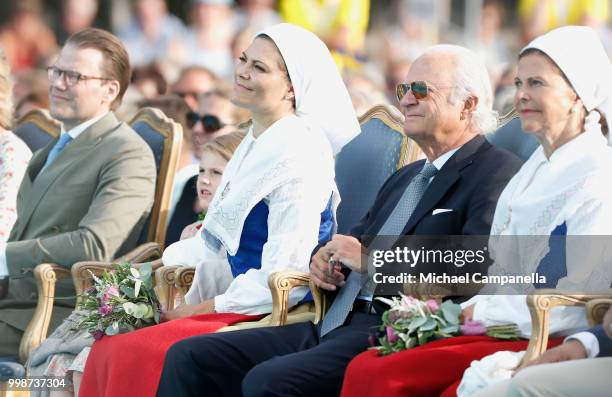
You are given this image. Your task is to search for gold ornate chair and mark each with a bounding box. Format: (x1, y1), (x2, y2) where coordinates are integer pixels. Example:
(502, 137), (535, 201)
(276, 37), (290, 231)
(18, 108), (183, 363)
(13, 109), (60, 152)
(521, 291), (612, 364)
(158, 104), (422, 330)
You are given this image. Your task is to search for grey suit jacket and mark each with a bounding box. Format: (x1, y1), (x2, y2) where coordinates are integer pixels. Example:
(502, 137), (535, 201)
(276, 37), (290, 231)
(1, 112), (156, 333)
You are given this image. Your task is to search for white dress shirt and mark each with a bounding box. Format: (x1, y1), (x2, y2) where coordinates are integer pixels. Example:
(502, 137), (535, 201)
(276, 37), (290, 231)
(430, 146), (460, 180)
(0, 112), (108, 277)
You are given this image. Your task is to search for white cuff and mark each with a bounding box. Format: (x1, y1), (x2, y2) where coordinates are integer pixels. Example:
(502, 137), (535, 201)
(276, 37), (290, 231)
(566, 331), (600, 358)
(214, 294), (227, 314)
(470, 297), (489, 324)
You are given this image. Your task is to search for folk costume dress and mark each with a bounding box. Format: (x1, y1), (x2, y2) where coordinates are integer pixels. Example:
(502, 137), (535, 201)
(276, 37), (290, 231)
(79, 23), (360, 397)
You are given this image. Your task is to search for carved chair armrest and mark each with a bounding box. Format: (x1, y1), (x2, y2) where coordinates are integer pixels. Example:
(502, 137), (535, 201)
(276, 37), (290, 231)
(308, 278), (327, 324)
(71, 259), (164, 298)
(20, 263), (71, 363)
(116, 242), (162, 263)
(586, 298), (612, 326)
(154, 265), (181, 311)
(266, 271), (326, 326)
(521, 290), (611, 365)
(174, 267), (195, 306)
(268, 271), (309, 326)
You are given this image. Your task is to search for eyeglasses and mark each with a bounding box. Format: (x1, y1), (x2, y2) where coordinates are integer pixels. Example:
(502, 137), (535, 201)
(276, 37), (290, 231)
(47, 66), (110, 86)
(186, 112), (225, 132)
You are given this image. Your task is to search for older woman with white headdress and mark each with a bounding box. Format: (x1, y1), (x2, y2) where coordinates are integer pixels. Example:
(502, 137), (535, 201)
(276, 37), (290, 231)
(338, 25), (612, 397)
(75, 23), (360, 397)
(452, 25), (612, 397)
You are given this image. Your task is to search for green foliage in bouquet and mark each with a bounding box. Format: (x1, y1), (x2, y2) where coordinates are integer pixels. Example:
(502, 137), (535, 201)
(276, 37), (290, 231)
(374, 295), (462, 355)
(76, 262), (161, 340)
(374, 294), (519, 356)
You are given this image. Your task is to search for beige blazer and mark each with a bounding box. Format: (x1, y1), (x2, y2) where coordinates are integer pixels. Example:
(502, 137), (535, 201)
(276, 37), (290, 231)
(0, 112), (156, 338)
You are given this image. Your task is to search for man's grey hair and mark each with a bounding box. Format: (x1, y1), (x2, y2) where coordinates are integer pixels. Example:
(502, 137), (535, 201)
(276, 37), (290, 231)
(422, 44), (498, 134)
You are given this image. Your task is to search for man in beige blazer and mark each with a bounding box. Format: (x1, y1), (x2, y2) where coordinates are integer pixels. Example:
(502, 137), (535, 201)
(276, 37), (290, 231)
(0, 28), (156, 357)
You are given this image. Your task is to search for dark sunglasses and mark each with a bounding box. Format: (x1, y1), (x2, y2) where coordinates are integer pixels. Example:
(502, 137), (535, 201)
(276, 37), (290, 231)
(186, 112), (225, 132)
(396, 81), (430, 102)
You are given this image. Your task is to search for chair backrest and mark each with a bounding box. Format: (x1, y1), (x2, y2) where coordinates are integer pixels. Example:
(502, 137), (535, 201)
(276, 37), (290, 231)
(335, 104), (422, 234)
(13, 109), (60, 152)
(129, 107), (182, 249)
(487, 112), (539, 161)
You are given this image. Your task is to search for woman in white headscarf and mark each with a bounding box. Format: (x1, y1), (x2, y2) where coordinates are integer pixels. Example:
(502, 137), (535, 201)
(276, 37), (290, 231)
(453, 25), (612, 397)
(77, 23), (360, 397)
(341, 26), (612, 397)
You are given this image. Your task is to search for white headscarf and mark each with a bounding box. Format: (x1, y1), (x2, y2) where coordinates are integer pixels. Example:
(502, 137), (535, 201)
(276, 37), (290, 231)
(258, 23), (361, 154)
(521, 25), (612, 145)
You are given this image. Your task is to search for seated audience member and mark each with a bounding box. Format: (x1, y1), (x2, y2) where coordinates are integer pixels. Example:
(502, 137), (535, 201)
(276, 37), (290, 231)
(231, 26), (257, 60)
(181, 0), (235, 79)
(78, 23), (359, 397)
(26, 131), (245, 396)
(0, 50), (32, 242)
(343, 67), (391, 115)
(472, 306), (612, 397)
(190, 89), (249, 159)
(118, 0), (187, 68)
(165, 131), (245, 246)
(13, 69), (50, 119)
(171, 66), (218, 111)
(0, 1), (58, 72)
(53, 0), (99, 46)
(167, 89), (248, 220)
(0, 28), (156, 363)
(342, 25), (612, 397)
(234, 0), (281, 32)
(131, 64), (168, 99)
(154, 43), (522, 397)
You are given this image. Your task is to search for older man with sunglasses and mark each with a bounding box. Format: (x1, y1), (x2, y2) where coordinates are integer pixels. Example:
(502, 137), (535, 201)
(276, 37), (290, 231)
(155, 44), (522, 397)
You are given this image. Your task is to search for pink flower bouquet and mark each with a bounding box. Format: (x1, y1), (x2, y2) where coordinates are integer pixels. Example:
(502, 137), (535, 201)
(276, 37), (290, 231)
(373, 294), (518, 356)
(76, 262), (161, 339)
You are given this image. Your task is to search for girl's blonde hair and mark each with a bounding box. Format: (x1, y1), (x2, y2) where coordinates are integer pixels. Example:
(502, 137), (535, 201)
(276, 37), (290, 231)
(201, 130), (247, 161)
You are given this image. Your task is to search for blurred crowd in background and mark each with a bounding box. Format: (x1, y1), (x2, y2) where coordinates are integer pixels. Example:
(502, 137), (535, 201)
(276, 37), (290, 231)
(0, 0), (610, 247)
(1, 0), (610, 119)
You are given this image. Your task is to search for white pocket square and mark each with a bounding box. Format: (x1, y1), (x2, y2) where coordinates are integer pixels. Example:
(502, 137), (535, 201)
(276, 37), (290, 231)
(432, 208), (453, 215)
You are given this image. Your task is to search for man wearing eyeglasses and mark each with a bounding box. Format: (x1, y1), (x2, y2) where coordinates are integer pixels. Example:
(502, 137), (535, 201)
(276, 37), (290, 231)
(156, 45), (522, 396)
(0, 28), (156, 361)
